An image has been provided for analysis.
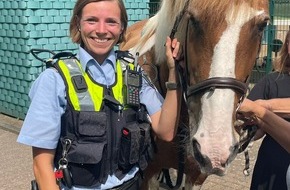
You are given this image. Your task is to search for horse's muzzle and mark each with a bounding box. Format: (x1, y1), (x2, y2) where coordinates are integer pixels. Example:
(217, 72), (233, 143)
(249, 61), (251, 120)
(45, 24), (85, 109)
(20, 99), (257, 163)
(191, 139), (228, 176)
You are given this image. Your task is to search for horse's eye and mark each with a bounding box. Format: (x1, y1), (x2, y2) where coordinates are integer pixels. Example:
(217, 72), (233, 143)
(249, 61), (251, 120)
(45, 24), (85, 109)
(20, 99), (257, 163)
(257, 22), (268, 32)
(189, 16), (199, 28)
(257, 17), (269, 32)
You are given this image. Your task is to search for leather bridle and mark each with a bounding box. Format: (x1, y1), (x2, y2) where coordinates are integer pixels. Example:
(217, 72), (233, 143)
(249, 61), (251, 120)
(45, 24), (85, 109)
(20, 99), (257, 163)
(168, 0), (250, 105)
(186, 77), (248, 100)
(171, 0), (262, 152)
(161, 1), (262, 188)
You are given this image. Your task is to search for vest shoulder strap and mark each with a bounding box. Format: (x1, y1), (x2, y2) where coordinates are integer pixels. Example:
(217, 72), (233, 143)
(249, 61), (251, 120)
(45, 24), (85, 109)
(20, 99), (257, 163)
(54, 55), (125, 111)
(55, 57), (88, 93)
(115, 50), (137, 71)
(52, 51), (76, 60)
(115, 50), (135, 63)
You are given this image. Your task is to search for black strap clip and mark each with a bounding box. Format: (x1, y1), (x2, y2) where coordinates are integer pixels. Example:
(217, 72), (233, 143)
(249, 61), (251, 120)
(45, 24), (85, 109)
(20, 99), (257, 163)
(115, 50), (135, 64)
(103, 95), (123, 112)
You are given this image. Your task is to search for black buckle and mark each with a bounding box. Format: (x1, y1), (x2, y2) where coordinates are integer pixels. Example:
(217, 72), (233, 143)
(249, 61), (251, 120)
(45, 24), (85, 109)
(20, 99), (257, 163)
(103, 95), (123, 112)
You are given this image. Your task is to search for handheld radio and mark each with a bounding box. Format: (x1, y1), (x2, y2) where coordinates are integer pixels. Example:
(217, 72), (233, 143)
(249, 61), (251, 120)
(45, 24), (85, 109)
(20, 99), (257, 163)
(124, 53), (142, 107)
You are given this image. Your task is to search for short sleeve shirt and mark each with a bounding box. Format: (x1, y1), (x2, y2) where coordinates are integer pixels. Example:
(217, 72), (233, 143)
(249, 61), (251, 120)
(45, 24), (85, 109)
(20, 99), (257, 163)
(17, 47), (164, 189)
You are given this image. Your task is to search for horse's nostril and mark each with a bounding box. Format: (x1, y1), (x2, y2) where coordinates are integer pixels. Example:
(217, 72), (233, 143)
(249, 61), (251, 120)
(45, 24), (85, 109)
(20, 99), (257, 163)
(192, 139), (200, 154)
(192, 139), (206, 166)
(192, 139), (200, 150)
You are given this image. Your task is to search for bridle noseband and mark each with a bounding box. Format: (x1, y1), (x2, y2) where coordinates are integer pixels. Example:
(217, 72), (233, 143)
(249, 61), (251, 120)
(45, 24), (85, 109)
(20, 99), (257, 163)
(187, 77), (248, 98)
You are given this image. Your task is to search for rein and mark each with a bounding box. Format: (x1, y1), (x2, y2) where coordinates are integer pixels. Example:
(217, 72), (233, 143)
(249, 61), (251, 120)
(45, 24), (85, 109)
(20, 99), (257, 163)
(158, 1), (190, 189)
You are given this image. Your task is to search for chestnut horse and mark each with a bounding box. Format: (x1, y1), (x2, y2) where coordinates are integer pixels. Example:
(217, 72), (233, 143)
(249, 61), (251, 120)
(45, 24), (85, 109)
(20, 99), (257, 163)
(120, 0), (269, 189)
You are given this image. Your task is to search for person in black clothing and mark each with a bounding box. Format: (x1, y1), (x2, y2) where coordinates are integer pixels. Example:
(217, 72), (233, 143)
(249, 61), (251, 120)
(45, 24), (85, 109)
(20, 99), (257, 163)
(239, 30), (290, 190)
(239, 96), (290, 190)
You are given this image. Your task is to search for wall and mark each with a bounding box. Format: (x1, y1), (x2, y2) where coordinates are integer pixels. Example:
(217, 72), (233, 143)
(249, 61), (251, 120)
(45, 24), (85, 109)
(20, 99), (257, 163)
(0, 0), (149, 119)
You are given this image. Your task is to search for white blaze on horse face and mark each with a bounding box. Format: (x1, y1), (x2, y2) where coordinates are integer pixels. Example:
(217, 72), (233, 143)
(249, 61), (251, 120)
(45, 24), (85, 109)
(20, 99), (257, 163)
(193, 2), (265, 171)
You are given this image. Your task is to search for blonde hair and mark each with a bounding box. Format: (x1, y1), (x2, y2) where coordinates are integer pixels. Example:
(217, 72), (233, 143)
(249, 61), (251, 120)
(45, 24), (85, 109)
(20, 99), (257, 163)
(274, 30), (290, 72)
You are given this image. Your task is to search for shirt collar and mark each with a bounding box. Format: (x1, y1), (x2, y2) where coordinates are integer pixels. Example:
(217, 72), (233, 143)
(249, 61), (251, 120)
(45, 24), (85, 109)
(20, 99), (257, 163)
(78, 46), (117, 71)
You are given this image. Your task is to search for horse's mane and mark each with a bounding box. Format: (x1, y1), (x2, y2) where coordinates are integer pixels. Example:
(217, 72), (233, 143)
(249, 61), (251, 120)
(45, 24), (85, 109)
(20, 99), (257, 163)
(132, 0), (268, 64)
(129, 14), (158, 56)
(131, 0), (189, 63)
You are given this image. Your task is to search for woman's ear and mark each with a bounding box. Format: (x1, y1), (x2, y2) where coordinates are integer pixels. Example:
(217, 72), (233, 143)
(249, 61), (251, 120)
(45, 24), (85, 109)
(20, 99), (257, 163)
(75, 15), (81, 32)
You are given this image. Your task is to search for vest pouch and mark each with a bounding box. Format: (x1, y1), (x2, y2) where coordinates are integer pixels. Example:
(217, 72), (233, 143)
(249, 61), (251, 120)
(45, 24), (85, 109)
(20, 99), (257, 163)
(119, 122), (140, 170)
(138, 123), (154, 170)
(67, 143), (107, 187)
(62, 141), (108, 186)
(65, 111), (108, 187)
(76, 111), (107, 142)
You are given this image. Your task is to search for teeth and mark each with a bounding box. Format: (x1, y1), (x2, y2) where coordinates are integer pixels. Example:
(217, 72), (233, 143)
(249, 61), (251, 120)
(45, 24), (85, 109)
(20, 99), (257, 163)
(93, 38), (108, 43)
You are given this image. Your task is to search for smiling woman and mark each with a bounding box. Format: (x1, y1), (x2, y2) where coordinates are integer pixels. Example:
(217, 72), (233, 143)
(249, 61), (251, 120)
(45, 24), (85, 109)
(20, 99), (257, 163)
(72, 1), (124, 64)
(17, 0), (183, 190)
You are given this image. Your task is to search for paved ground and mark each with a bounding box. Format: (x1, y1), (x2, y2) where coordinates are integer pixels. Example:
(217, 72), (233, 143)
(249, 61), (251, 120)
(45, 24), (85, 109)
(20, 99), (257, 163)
(0, 114), (32, 190)
(0, 113), (262, 190)
(200, 145), (260, 190)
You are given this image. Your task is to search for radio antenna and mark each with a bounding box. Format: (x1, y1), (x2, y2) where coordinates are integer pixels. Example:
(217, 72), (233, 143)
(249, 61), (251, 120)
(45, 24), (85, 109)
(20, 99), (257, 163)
(134, 52), (139, 70)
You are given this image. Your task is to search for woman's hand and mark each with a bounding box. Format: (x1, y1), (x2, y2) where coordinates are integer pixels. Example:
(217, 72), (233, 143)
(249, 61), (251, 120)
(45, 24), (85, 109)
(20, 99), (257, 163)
(165, 37), (181, 70)
(238, 98), (266, 140)
(238, 98), (256, 117)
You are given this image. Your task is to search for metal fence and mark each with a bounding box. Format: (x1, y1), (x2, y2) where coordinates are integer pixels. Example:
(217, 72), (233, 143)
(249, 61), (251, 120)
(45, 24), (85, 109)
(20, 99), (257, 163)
(251, 0), (290, 83)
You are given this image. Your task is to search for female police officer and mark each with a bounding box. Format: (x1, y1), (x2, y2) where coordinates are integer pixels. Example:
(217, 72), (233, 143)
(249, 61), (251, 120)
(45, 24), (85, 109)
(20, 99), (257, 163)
(17, 0), (182, 189)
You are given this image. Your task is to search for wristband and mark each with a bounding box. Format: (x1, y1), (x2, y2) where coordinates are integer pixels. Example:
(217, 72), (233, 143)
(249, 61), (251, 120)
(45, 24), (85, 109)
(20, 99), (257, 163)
(165, 82), (180, 90)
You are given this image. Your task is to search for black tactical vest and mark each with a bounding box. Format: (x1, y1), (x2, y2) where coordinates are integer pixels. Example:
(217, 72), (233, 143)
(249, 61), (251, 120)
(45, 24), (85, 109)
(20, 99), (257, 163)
(53, 56), (154, 187)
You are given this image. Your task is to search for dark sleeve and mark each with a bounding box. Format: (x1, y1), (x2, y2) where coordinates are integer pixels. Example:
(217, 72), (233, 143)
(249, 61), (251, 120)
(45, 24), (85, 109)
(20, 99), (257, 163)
(247, 74), (271, 101)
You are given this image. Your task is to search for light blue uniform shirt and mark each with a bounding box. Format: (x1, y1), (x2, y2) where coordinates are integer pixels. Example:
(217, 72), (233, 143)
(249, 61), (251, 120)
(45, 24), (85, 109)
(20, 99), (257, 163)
(17, 47), (164, 190)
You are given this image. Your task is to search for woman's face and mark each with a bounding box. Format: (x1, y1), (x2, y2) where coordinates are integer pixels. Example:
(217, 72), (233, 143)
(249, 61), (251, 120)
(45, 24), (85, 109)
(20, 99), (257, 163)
(79, 1), (123, 63)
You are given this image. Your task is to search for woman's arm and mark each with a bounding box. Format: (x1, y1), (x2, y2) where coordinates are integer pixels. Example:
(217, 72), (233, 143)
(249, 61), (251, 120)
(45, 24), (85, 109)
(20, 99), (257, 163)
(239, 99), (290, 153)
(150, 37), (182, 141)
(32, 147), (60, 190)
(257, 98), (290, 118)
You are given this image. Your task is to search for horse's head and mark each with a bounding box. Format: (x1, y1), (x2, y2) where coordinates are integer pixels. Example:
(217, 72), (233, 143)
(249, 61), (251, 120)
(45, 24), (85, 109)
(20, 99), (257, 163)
(154, 0), (269, 175)
(185, 0), (269, 175)
(121, 0), (269, 177)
